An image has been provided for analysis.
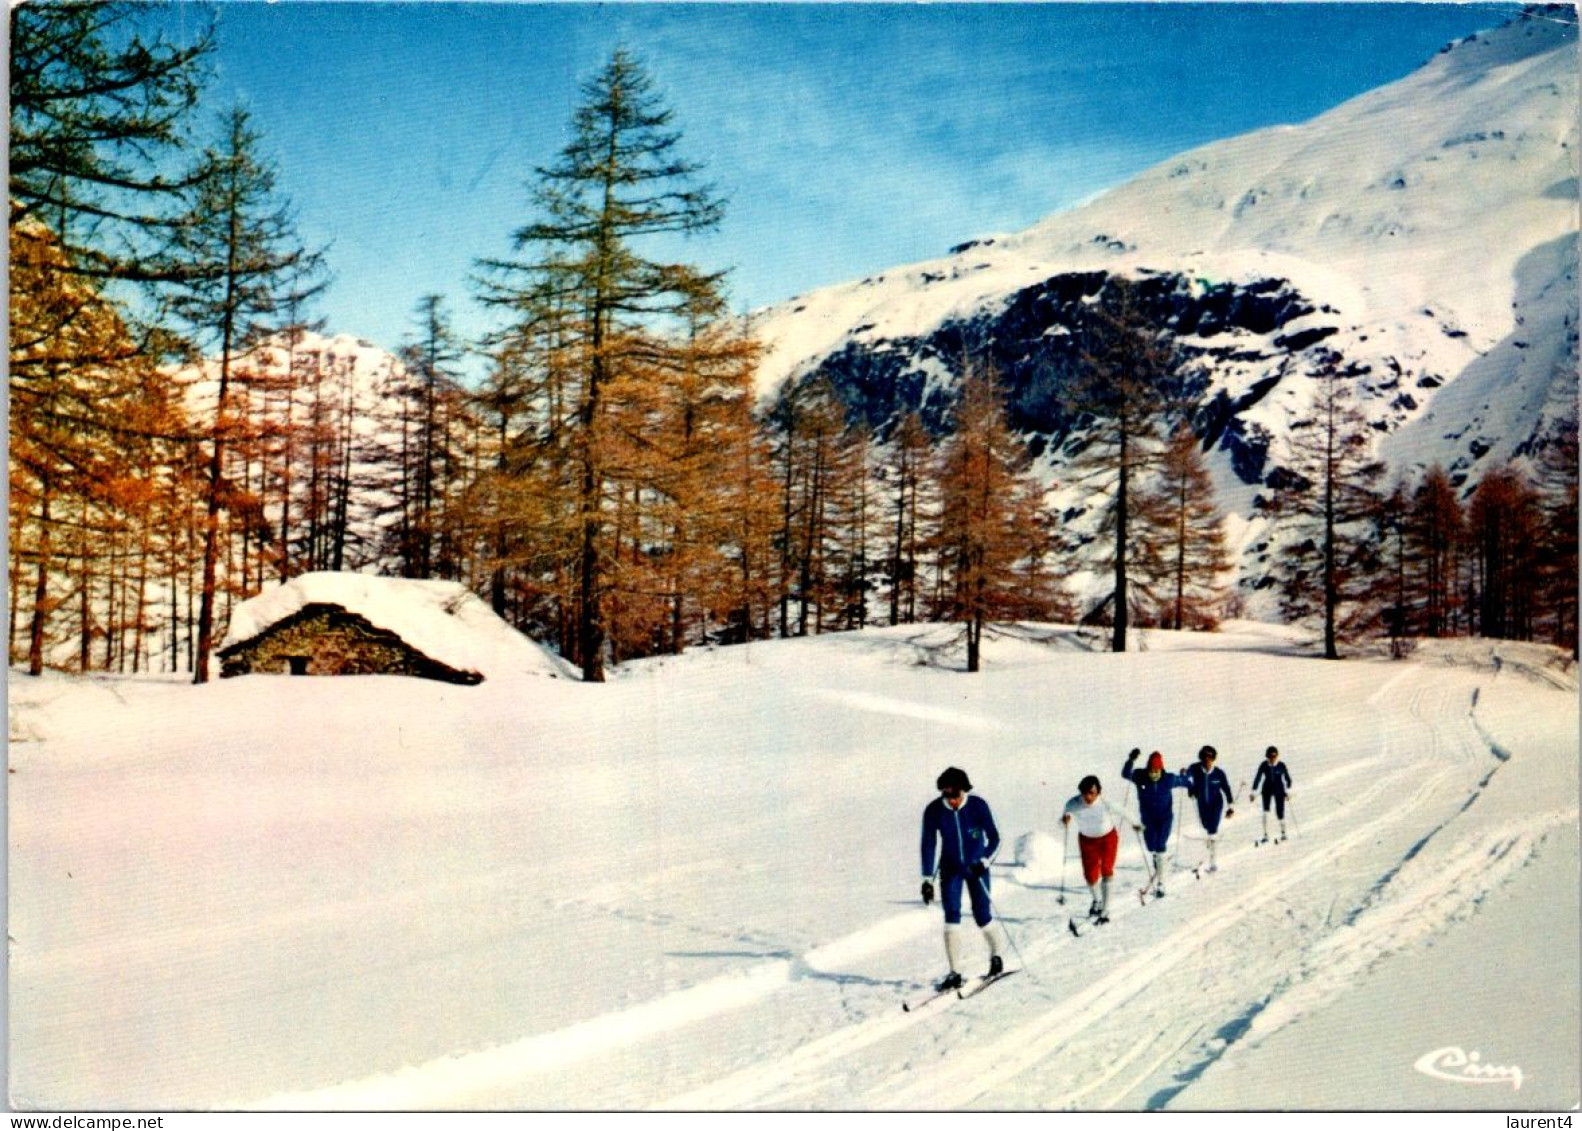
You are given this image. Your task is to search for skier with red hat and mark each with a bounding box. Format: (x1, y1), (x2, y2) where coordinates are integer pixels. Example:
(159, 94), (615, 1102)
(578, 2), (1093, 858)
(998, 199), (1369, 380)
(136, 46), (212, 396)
(1122, 748), (1189, 898)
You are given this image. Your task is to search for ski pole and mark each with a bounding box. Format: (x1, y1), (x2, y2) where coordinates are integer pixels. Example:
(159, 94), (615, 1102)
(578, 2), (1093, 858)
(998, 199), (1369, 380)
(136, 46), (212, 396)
(1130, 822), (1155, 888)
(969, 867), (1028, 971)
(1059, 822), (1071, 905)
(1169, 789), (1184, 870)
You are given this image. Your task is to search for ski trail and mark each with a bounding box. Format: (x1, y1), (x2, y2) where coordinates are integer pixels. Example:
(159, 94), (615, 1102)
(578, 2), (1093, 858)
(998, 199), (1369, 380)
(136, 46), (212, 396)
(652, 758), (1439, 1111)
(254, 959), (796, 1109)
(252, 910), (931, 1110)
(651, 998), (943, 1110)
(867, 762), (1460, 1109)
(1239, 809), (1577, 1042)
(1047, 1017), (1207, 1111)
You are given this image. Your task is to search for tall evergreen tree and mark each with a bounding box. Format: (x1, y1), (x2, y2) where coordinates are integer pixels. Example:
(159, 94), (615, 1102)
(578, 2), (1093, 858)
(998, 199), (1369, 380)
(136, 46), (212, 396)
(477, 49), (725, 682)
(933, 361), (1051, 673)
(1535, 406), (1579, 654)
(1467, 464), (1542, 641)
(388, 295), (466, 579)
(9, 217), (188, 674)
(1407, 464), (1464, 638)
(1259, 355), (1385, 659)
(1153, 422), (1231, 631)
(769, 379), (860, 638)
(1062, 277), (1191, 651)
(168, 106), (327, 684)
(882, 410), (932, 626)
(10, 1), (211, 272)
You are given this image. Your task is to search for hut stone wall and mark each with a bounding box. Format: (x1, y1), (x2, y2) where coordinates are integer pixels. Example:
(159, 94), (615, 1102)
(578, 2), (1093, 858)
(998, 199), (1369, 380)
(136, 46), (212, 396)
(219, 604), (481, 683)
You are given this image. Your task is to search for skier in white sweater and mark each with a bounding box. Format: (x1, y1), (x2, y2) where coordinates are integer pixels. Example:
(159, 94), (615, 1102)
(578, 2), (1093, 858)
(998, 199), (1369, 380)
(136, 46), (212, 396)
(1061, 775), (1140, 924)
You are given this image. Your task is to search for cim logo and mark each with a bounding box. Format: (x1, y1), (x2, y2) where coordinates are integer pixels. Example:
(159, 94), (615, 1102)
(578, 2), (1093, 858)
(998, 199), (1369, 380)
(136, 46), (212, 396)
(1414, 1046), (1523, 1091)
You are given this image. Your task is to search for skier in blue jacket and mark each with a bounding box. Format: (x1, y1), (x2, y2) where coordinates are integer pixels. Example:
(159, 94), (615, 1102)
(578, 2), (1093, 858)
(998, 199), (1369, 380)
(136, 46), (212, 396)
(1122, 748), (1188, 897)
(920, 766), (1005, 991)
(1252, 745), (1294, 843)
(1182, 745), (1235, 873)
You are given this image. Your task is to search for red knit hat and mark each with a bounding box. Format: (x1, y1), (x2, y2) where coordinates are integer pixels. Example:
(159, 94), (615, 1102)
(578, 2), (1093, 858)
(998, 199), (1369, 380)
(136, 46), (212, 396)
(1147, 751), (1165, 772)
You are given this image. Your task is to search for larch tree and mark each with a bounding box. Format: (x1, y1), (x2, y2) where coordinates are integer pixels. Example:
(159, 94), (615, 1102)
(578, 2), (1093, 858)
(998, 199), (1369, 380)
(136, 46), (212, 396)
(642, 287), (765, 653)
(476, 49), (725, 682)
(932, 360), (1051, 673)
(167, 105), (327, 684)
(1061, 276), (1191, 652)
(9, 0), (211, 286)
(1377, 478), (1412, 657)
(1407, 464), (1464, 638)
(882, 410), (932, 626)
(10, 1), (211, 676)
(390, 294), (466, 580)
(9, 218), (187, 674)
(1535, 406), (1578, 654)
(1466, 464), (1542, 641)
(1153, 422), (1231, 631)
(1259, 355), (1385, 659)
(769, 378), (861, 638)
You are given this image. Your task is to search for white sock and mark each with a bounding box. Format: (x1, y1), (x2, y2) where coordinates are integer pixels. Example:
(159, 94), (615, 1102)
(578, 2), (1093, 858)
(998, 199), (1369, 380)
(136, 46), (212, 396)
(982, 920), (1006, 958)
(944, 925), (964, 973)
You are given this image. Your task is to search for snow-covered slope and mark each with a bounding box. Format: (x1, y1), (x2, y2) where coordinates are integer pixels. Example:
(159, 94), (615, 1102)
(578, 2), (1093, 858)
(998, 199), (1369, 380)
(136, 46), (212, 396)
(8, 625), (1577, 1110)
(753, 8), (1578, 490)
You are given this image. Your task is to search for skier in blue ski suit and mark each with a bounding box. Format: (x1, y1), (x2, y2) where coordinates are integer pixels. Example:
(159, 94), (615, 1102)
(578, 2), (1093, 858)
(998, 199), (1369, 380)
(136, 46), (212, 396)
(1183, 744), (1235, 872)
(920, 766), (1005, 990)
(1252, 745), (1294, 841)
(1122, 748), (1188, 896)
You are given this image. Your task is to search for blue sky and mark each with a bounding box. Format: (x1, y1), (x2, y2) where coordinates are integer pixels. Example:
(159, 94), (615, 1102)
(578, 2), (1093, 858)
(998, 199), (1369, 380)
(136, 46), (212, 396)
(162, 2), (1518, 366)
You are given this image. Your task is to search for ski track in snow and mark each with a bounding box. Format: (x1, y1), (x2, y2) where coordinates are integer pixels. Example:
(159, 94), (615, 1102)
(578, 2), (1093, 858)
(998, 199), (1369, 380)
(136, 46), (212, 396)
(253, 669), (1514, 1113)
(16, 628), (1571, 1111)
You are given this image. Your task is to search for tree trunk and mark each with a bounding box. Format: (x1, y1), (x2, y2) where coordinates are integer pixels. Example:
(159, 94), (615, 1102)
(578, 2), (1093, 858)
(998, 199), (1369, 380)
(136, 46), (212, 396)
(28, 482), (52, 676)
(1113, 429), (1129, 653)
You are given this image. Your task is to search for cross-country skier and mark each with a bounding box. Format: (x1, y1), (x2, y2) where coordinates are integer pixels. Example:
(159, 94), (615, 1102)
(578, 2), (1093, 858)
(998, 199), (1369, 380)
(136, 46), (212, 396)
(920, 767), (1006, 991)
(1061, 775), (1140, 924)
(1122, 749), (1188, 897)
(1251, 745), (1294, 843)
(1182, 745), (1235, 872)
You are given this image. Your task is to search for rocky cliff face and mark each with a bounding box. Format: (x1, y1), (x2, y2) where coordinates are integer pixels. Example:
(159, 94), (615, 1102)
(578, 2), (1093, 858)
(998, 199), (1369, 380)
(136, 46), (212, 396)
(752, 7), (1579, 528)
(789, 268), (1356, 489)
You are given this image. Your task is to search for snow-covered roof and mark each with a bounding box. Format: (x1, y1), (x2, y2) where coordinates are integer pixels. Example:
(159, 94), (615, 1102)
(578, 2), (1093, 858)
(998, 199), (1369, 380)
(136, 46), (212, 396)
(219, 572), (574, 682)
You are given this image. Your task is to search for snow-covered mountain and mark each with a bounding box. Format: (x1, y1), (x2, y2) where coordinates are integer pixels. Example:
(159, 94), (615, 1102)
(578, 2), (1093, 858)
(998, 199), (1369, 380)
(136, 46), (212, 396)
(753, 8), (1579, 508)
(179, 328), (407, 578)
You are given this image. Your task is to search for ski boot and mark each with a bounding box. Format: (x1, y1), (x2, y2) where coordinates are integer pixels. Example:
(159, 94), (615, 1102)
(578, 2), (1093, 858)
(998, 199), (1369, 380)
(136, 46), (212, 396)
(934, 971), (964, 993)
(987, 955), (1004, 978)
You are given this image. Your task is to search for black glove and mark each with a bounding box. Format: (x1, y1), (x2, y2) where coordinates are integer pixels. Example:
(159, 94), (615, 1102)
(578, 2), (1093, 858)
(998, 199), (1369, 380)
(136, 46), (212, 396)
(1126, 748), (1140, 762)
(921, 881), (934, 906)
(969, 862), (988, 880)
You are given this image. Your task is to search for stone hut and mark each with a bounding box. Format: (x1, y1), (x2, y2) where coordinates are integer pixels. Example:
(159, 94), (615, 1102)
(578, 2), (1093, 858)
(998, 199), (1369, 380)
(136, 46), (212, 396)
(218, 573), (517, 684)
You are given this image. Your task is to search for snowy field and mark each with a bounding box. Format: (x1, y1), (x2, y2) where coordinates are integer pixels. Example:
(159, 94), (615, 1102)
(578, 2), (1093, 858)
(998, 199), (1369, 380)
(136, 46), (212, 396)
(7, 621), (1578, 1111)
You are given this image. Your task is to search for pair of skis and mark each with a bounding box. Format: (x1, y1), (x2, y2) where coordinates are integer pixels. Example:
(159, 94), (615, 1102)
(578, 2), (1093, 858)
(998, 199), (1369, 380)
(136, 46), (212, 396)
(902, 968), (1018, 1012)
(1068, 911), (1110, 936)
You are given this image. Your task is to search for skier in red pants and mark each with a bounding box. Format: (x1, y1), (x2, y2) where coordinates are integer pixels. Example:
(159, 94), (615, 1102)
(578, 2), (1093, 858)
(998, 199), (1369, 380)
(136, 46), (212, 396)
(1061, 775), (1140, 924)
